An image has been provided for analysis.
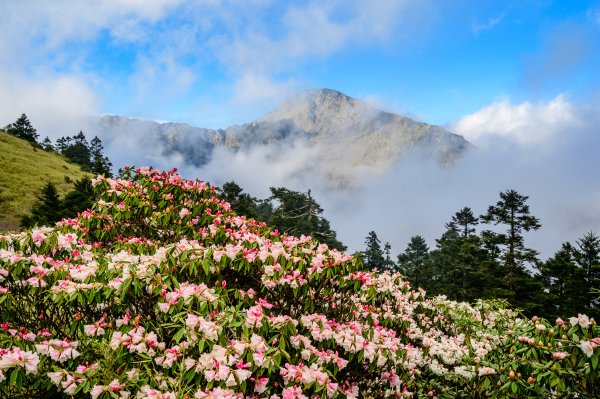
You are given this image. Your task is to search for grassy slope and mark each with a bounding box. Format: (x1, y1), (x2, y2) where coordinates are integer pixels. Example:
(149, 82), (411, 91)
(0, 130), (92, 231)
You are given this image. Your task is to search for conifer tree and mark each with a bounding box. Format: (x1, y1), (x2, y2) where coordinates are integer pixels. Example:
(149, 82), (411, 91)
(537, 243), (587, 319)
(55, 136), (70, 153)
(480, 190), (541, 302)
(362, 231), (385, 270)
(62, 177), (97, 217)
(268, 187), (345, 251)
(383, 242), (395, 270)
(574, 232), (600, 315)
(219, 181), (271, 221)
(447, 207), (479, 237)
(4, 113), (39, 143)
(61, 131), (92, 169)
(20, 182), (62, 228)
(426, 223), (497, 301)
(41, 136), (54, 152)
(397, 235), (429, 289)
(90, 136), (112, 176)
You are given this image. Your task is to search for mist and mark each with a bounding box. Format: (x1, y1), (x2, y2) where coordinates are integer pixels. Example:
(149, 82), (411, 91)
(5, 92), (598, 262)
(79, 102), (599, 262)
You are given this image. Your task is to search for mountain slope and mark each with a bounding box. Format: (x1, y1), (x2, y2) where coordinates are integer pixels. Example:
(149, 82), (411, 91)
(95, 89), (471, 187)
(252, 88), (470, 164)
(0, 131), (91, 230)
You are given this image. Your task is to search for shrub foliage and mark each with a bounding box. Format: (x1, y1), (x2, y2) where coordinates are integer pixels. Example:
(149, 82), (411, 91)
(0, 167), (598, 398)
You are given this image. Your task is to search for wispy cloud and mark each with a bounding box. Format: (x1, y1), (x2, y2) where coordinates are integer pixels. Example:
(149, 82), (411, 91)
(588, 8), (600, 24)
(471, 13), (506, 35)
(214, 0), (419, 104)
(1, 0), (427, 128)
(521, 24), (599, 94)
(0, 0), (183, 62)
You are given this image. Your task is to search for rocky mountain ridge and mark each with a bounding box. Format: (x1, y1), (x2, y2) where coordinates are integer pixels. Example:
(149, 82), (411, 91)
(96, 89), (471, 187)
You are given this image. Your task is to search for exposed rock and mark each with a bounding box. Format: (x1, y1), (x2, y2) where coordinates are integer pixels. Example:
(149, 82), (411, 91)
(96, 89), (471, 187)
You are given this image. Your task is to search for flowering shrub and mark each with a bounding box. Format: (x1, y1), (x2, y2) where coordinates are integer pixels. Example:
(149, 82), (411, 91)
(0, 166), (598, 398)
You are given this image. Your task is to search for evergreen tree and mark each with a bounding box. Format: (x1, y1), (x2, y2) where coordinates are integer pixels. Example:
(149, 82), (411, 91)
(55, 136), (70, 153)
(425, 224), (498, 301)
(20, 182), (62, 228)
(537, 243), (587, 319)
(4, 113), (39, 143)
(481, 190), (541, 312)
(20, 178), (98, 229)
(574, 232), (600, 315)
(268, 187), (345, 251)
(41, 136), (54, 152)
(362, 231), (385, 270)
(383, 242), (395, 270)
(219, 181), (271, 221)
(62, 177), (97, 217)
(89, 136), (112, 176)
(61, 131), (92, 169)
(447, 207), (479, 237)
(397, 235), (429, 289)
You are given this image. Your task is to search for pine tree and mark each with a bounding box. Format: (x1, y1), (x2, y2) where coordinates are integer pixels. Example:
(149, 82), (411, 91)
(90, 136), (112, 176)
(362, 231), (385, 270)
(574, 232), (600, 315)
(55, 136), (70, 153)
(537, 243), (587, 319)
(41, 136), (54, 152)
(480, 190), (541, 312)
(397, 235), (429, 289)
(426, 223), (497, 301)
(62, 177), (97, 217)
(20, 182), (62, 228)
(219, 181), (270, 221)
(62, 131), (92, 170)
(383, 242), (395, 270)
(268, 187), (345, 251)
(4, 113), (39, 143)
(447, 207), (478, 238)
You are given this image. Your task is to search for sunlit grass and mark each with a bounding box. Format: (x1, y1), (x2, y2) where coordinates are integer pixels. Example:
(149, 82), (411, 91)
(0, 130), (92, 231)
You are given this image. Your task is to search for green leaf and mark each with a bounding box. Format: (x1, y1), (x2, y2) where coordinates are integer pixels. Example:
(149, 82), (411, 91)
(173, 328), (185, 343)
(9, 368), (19, 387)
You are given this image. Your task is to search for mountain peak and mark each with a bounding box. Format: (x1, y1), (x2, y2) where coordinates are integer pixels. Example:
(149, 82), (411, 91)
(259, 88), (372, 133)
(94, 88), (471, 188)
(302, 88), (356, 103)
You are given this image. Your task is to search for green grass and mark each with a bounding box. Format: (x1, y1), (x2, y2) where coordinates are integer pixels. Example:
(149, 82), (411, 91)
(0, 130), (92, 231)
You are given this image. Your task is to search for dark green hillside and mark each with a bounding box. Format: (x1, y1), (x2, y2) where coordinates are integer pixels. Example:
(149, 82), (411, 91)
(0, 130), (91, 230)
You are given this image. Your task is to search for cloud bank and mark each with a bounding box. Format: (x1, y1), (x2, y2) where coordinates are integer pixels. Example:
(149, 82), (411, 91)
(452, 94), (579, 147)
(82, 95), (600, 261)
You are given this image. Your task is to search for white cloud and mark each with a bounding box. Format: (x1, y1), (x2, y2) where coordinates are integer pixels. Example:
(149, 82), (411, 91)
(0, 0), (183, 54)
(215, 0), (418, 104)
(220, 0), (412, 72)
(1, 0), (427, 122)
(452, 95), (579, 146)
(231, 72), (303, 109)
(0, 69), (100, 138)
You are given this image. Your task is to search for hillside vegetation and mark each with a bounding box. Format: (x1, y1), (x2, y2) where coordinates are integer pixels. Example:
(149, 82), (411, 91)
(0, 130), (91, 230)
(0, 167), (597, 398)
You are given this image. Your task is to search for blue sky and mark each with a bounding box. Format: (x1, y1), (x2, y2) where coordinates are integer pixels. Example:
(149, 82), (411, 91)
(2, 0), (600, 256)
(1, 0), (599, 133)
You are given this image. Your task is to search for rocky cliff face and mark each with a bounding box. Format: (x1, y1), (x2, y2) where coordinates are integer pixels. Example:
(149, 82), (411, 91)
(96, 89), (471, 187)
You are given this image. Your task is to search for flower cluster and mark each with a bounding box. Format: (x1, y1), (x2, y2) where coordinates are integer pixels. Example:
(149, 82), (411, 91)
(0, 166), (598, 398)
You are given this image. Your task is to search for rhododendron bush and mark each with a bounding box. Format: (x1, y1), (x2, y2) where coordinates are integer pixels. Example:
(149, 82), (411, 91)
(0, 167), (598, 399)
